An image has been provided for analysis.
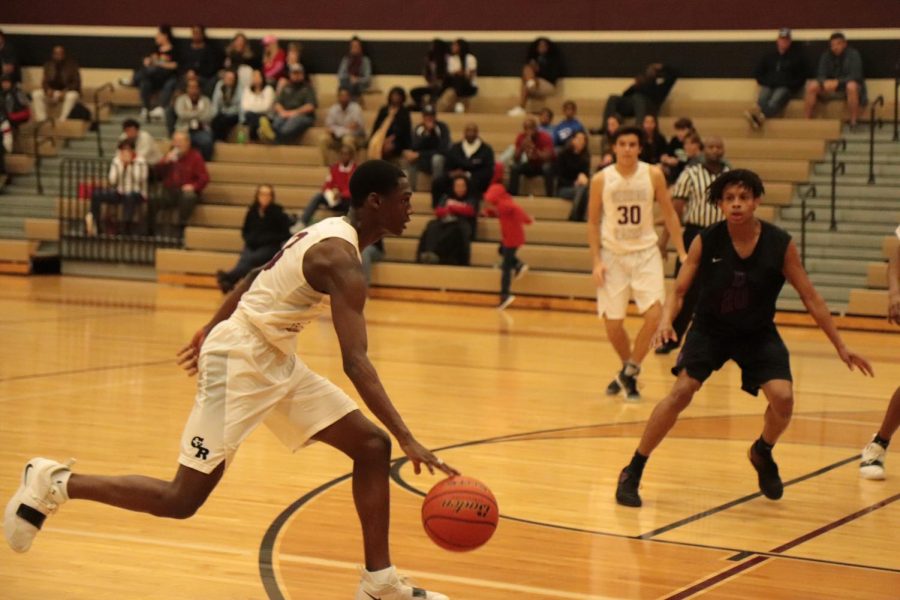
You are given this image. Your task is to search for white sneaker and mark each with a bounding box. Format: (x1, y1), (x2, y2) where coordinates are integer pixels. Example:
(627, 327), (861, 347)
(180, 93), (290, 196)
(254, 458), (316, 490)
(148, 106), (166, 120)
(454, 102), (465, 114)
(507, 106), (526, 117)
(860, 440), (887, 480)
(355, 566), (448, 600)
(4, 457), (74, 553)
(498, 295), (516, 311)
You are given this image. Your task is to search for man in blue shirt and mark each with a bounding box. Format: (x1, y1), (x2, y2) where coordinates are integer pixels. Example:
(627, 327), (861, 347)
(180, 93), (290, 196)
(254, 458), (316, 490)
(552, 100), (586, 149)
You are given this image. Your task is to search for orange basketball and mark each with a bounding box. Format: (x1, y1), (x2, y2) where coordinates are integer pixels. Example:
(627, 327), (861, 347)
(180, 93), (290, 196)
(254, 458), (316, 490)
(421, 475), (499, 552)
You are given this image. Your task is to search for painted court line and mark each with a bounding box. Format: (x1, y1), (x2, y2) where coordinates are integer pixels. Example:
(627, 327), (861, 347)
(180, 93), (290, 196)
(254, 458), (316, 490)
(279, 553), (619, 600)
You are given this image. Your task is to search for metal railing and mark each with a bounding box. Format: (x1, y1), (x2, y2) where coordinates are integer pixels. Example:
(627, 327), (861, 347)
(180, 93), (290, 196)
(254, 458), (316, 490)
(92, 82), (115, 158)
(31, 119), (56, 194)
(58, 157), (181, 265)
(827, 139), (846, 231)
(798, 184), (817, 270)
(867, 95), (885, 184)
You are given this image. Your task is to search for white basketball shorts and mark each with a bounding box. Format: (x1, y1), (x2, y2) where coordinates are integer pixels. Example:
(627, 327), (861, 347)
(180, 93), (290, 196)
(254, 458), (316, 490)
(595, 245), (665, 320)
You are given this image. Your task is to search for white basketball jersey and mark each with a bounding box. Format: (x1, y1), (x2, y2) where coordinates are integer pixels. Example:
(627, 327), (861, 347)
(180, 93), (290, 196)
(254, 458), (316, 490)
(600, 161), (658, 254)
(234, 217), (361, 354)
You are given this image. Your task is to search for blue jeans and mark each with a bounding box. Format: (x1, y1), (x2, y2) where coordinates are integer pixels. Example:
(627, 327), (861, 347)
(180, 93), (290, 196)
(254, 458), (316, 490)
(500, 245), (523, 300)
(90, 190), (143, 234)
(757, 86), (792, 118)
(189, 129), (214, 161)
(301, 192), (349, 225)
(272, 113), (314, 144)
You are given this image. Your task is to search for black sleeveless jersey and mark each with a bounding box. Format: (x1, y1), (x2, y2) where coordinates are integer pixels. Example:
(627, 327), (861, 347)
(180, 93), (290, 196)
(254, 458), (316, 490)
(691, 220), (792, 336)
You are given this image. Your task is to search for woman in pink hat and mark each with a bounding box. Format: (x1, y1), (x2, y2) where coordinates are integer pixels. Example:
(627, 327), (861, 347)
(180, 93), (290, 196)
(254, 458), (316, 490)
(262, 35), (286, 87)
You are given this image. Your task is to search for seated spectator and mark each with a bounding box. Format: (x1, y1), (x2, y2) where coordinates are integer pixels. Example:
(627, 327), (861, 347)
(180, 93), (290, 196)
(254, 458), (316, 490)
(32, 45), (81, 122)
(261, 35), (286, 87)
(508, 117), (555, 196)
(210, 70), (242, 142)
(403, 104), (451, 190)
(552, 100), (585, 149)
(259, 64), (317, 144)
(660, 117), (694, 183)
(483, 164), (533, 309)
(277, 42), (310, 93)
(804, 32), (867, 128)
(124, 25), (179, 122)
(682, 131), (704, 168)
(240, 69), (274, 141)
(182, 25), (222, 97)
(223, 32), (256, 89)
(745, 28), (807, 129)
(1, 73), (30, 128)
(119, 118), (162, 165)
(174, 78), (214, 159)
(216, 184), (292, 293)
(508, 37), (562, 116)
(430, 123), (495, 207)
(555, 130), (591, 221)
(410, 39), (448, 111)
(0, 108), (11, 179)
(318, 86), (366, 165)
(86, 140), (149, 236)
(537, 107), (554, 136)
(438, 38), (478, 114)
(638, 114), (666, 164)
(417, 175), (477, 265)
(150, 131), (208, 238)
(598, 113), (621, 167)
(337, 36), (372, 99)
(601, 63), (677, 129)
(0, 30), (21, 83)
(367, 86), (412, 162)
(298, 144), (357, 228)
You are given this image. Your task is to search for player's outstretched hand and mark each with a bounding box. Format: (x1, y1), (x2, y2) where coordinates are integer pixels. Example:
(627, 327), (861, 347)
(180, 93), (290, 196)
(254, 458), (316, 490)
(651, 323), (677, 349)
(400, 438), (460, 477)
(838, 346), (874, 377)
(176, 326), (209, 377)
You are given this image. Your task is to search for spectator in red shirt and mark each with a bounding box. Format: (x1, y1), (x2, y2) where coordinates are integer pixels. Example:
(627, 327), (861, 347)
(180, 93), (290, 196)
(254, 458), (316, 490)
(297, 144), (357, 228)
(150, 130), (209, 238)
(483, 163), (532, 309)
(508, 117), (555, 196)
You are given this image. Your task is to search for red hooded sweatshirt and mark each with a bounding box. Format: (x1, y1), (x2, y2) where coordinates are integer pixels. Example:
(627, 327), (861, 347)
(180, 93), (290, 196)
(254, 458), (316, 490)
(483, 163), (532, 248)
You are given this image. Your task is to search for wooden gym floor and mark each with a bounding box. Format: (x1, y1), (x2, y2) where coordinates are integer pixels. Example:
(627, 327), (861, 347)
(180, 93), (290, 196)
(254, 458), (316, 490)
(0, 275), (898, 599)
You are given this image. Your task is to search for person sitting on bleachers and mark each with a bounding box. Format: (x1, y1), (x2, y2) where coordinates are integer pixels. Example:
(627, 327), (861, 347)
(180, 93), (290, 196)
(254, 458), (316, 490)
(638, 114), (667, 165)
(261, 35), (286, 88)
(601, 62), (677, 130)
(402, 104), (451, 191)
(318, 86), (366, 165)
(538, 107), (554, 136)
(0, 30), (21, 83)
(32, 45), (81, 123)
(0, 108), (11, 180)
(119, 118), (161, 165)
(744, 28), (807, 129)
(182, 25), (222, 97)
(682, 131), (704, 168)
(596, 113), (621, 167)
(150, 130), (208, 238)
(122, 25), (179, 123)
(367, 86), (412, 163)
(337, 36), (372, 100)
(277, 42), (310, 93)
(210, 69), (242, 142)
(297, 144), (357, 229)
(508, 37), (562, 117)
(804, 32), (867, 128)
(215, 183), (292, 293)
(410, 39), (448, 111)
(555, 130), (591, 222)
(223, 32), (257, 89)
(552, 100), (586, 150)
(259, 63), (316, 145)
(1, 73), (30, 129)
(660, 117), (694, 184)
(437, 38), (478, 114)
(86, 139), (149, 236)
(418, 175), (477, 265)
(174, 78), (214, 160)
(508, 117), (555, 197)
(430, 123), (494, 208)
(240, 69), (274, 142)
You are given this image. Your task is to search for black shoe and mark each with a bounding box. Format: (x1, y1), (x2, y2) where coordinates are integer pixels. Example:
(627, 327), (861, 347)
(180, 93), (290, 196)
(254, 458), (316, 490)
(655, 339), (680, 355)
(619, 371), (640, 402)
(605, 378), (622, 396)
(749, 443), (783, 500)
(615, 467), (642, 507)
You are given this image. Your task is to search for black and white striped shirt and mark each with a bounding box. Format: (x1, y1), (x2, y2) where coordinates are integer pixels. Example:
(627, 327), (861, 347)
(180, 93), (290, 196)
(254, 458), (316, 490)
(671, 163), (729, 227)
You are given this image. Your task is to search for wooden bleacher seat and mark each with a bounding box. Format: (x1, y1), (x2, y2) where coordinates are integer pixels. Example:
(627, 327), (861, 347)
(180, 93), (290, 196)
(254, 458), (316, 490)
(0, 239), (39, 274)
(24, 218), (59, 242)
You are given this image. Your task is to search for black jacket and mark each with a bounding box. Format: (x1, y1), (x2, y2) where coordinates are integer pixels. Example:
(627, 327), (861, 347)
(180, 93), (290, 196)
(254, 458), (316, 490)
(623, 65), (677, 106)
(371, 106), (413, 155)
(754, 46), (807, 92)
(443, 140), (496, 193)
(241, 203), (292, 250)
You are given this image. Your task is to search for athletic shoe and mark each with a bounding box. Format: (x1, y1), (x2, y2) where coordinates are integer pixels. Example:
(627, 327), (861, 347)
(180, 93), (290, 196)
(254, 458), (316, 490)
(605, 377), (622, 396)
(743, 109), (762, 130)
(4, 457), (74, 553)
(615, 467), (642, 507)
(507, 106), (526, 117)
(619, 371), (640, 402)
(654, 339), (679, 355)
(859, 439), (887, 480)
(355, 566), (449, 600)
(258, 116), (276, 142)
(498, 295), (516, 311)
(514, 263), (529, 280)
(118, 77), (133, 87)
(454, 102), (465, 114)
(748, 443), (783, 500)
(148, 106), (166, 120)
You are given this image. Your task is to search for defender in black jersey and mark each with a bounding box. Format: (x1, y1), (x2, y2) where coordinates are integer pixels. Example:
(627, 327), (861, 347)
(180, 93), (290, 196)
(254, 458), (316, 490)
(615, 169), (874, 507)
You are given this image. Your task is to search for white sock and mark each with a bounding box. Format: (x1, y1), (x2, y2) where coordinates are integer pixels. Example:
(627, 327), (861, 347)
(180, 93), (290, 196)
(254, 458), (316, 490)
(365, 565), (396, 585)
(53, 468), (72, 503)
(623, 362), (641, 377)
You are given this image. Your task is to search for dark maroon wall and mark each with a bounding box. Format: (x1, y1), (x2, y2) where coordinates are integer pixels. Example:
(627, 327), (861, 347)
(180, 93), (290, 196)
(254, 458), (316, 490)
(6, 0), (900, 30)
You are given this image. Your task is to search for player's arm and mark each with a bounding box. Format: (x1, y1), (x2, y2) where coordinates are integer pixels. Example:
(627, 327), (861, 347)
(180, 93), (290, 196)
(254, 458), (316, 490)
(888, 236), (900, 325)
(783, 240), (874, 376)
(177, 267), (264, 375)
(307, 239), (458, 476)
(586, 172), (605, 286)
(652, 166), (687, 262)
(652, 234), (702, 348)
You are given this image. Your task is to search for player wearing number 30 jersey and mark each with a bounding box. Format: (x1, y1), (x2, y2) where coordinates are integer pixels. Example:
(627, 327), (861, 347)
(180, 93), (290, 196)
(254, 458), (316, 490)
(587, 126), (687, 401)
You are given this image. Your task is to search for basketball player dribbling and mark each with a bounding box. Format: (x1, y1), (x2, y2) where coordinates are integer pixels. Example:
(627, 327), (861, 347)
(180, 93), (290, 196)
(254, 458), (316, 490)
(5, 160), (458, 600)
(615, 169), (874, 507)
(587, 125), (688, 401)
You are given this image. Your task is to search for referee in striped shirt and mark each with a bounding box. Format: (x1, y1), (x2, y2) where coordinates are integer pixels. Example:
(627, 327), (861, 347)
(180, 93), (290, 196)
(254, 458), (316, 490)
(656, 135), (729, 354)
